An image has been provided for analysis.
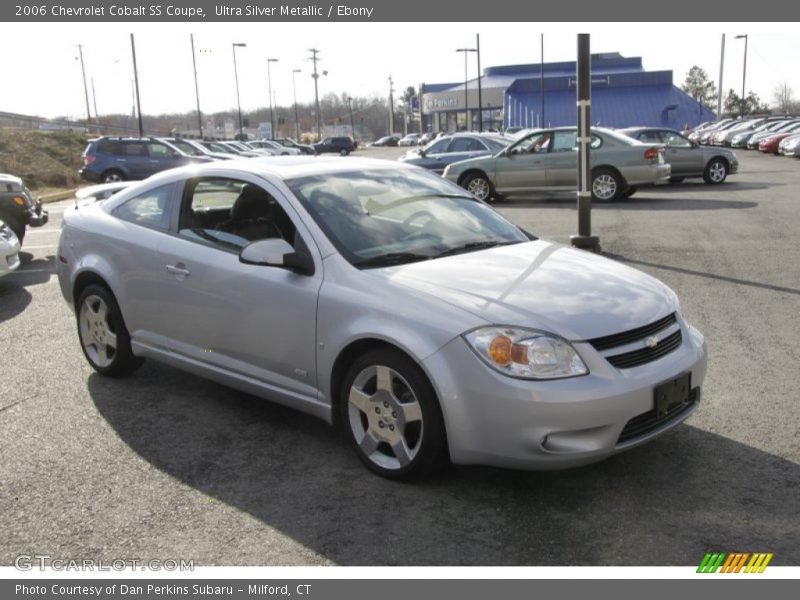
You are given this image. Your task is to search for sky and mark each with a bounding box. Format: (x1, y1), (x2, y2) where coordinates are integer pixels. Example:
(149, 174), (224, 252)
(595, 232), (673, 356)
(1, 22), (799, 120)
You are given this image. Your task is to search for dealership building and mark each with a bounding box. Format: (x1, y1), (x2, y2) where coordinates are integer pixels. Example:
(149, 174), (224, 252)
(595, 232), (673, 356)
(420, 52), (715, 133)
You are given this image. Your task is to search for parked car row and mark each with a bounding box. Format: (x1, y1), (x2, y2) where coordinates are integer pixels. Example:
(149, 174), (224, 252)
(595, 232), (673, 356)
(79, 135), (358, 184)
(686, 116), (800, 157)
(397, 126), (737, 202)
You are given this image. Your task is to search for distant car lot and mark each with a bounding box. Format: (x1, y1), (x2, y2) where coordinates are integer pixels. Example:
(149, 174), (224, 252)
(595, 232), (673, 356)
(1, 150), (798, 566)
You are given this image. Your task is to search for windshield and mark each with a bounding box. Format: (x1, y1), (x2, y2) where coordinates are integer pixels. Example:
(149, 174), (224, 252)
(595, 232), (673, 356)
(287, 169), (529, 268)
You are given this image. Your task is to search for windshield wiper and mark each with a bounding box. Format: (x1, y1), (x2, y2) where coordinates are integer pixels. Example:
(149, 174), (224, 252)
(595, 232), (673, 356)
(433, 240), (520, 258)
(353, 252), (432, 269)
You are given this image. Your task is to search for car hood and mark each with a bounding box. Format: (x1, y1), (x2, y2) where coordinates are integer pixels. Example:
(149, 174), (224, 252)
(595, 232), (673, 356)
(370, 240), (678, 341)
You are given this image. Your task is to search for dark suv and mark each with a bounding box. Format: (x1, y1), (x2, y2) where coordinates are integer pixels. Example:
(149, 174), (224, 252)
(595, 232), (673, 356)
(0, 173), (48, 244)
(313, 136), (355, 156)
(79, 137), (212, 183)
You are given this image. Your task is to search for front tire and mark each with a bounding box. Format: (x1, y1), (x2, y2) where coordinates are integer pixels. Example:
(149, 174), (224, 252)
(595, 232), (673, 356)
(340, 349), (448, 481)
(591, 168), (623, 202)
(461, 172), (495, 202)
(622, 186), (637, 199)
(703, 158), (728, 184)
(77, 284), (143, 377)
(339, 148), (350, 156)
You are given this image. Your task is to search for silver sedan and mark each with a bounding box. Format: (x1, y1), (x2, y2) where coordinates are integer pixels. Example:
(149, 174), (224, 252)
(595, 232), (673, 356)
(57, 158), (706, 480)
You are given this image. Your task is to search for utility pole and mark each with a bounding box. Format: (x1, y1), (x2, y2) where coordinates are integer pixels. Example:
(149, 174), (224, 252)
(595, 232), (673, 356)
(130, 34), (143, 137)
(75, 44), (92, 126)
(476, 34), (483, 132)
(308, 48), (322, 139)
(190, 34), (203, 138)
(717, 34), (725, 119)
(267, 58), (279, 139)
(347, 96), (356, 142)
(456, 47), (476, 131)
(540, 34), (545, 127)
(388, 75), (395, 134)
(91, 77), (99, 130)
(292, 68), (301, 140)
(232, 42), (247, 140)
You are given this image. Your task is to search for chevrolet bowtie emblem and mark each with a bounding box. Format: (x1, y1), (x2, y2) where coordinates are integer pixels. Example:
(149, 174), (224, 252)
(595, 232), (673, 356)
(645, 335), (660, 349)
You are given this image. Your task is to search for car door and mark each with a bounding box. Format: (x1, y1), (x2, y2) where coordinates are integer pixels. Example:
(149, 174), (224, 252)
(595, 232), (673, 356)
(544, 130), (580, 187)
(493, 131), (551, 191)
(154, 174), (323, 400)
(147, 141), (188, 177)
(415, 137), (452, 171)
(658, 130), (703, 177)
(114, 141), (150, 179)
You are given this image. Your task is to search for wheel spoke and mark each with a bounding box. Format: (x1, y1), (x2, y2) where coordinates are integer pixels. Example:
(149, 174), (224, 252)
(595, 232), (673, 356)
(390, 438), (413, 467)
(359, 431), (380, 455)
(102, 327), (117, 350)
(348, 387), (372, 413)
(400, 399), (422, 424)
(375, 365), (393, 393)
(96, 344), (109, 367)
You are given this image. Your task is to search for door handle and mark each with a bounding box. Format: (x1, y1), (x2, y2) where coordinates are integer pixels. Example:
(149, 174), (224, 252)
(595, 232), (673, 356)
(165, 264), (190, 277)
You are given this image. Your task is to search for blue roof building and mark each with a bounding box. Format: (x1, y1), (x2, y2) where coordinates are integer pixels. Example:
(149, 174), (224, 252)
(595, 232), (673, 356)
(420, 53), (715, 133)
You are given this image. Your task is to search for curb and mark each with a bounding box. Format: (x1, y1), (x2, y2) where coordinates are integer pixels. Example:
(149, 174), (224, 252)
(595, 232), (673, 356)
(40, 189), (77, 203)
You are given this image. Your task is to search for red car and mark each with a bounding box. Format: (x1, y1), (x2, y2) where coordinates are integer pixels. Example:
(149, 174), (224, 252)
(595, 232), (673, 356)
(760, 133), (796, 154)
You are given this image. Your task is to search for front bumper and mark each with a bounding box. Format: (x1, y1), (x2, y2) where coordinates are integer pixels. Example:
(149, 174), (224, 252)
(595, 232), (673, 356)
(423, 318), (706, 470)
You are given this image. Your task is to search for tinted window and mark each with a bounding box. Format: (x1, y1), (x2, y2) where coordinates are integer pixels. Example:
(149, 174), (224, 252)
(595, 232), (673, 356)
(114, 142), (147, 157)
(450, 137), (482, 152)
(661, 131), (691, 147)
(178, 178), (296, 253)
(147, 142), (175, 158)
(635, 131), (662, 143)
(426, 138), (451, 154)
(94, 139), (115, 154)
(114, 184), (172, 231)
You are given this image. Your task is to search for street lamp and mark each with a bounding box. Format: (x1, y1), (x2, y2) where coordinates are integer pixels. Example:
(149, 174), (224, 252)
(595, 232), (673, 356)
(232, 42), (246, 140)
(455, 47), (477, 131)
(347, 96), (356, 142)
(735, 34), (748, 117)
(292, 69), (302, 140)
(266, 57), (279, 139)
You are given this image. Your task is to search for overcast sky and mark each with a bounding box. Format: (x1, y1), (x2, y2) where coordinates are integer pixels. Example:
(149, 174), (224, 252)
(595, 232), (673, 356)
(2, 22), (799, 119)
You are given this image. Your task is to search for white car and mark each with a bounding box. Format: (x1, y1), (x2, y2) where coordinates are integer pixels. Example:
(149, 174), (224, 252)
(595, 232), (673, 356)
(0, 219), (21, 277)
(248, 140), (302, 156)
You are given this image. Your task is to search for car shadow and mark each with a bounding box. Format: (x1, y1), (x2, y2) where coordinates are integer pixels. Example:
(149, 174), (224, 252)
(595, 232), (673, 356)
(604, 253), (800, 297)
(88, 364), (800, 566)
(499, 195), (758, 211)
(0, 283), (32, 323)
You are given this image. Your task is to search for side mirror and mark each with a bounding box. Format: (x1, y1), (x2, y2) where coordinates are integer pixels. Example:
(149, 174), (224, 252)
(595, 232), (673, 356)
(418, 148), (427, 158)
(239, 238), (315, 276)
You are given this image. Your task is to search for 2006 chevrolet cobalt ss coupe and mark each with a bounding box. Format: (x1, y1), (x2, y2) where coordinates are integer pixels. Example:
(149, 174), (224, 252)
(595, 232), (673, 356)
(57, 158), (706, 480)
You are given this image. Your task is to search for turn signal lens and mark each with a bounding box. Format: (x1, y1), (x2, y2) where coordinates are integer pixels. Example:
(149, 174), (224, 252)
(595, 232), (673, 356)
(13, 196), (25, 206)
(488, 335), (512, 365)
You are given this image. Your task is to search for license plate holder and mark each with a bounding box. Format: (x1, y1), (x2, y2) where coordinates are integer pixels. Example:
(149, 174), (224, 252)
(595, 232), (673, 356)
(654, 372), (691, 418)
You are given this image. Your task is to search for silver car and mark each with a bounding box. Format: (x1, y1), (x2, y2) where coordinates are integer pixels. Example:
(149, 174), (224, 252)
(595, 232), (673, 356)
(57, 158), (706, 480)
(443, 127), (671, 202)
(619, 128), (738, 184)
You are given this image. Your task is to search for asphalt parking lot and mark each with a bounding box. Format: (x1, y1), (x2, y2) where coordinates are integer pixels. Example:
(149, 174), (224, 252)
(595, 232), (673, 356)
(1, 148), (798, 567)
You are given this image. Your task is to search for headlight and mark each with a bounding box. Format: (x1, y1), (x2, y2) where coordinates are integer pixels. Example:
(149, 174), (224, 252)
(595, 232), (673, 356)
(0, 222), (16, 242)
(464, 327), (588, 380)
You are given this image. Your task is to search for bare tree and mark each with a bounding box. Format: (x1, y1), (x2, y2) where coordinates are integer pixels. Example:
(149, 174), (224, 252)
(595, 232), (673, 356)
(772, 82), (796, 113)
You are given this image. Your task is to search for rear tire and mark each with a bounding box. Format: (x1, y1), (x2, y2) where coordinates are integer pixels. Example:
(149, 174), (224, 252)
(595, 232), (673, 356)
(76, 284), (143, 377)
(339, 148), (350, 156)
(622, 186), (637, 199)
(340, 348), (448, 481)
(102, 169), (125, 183)
(591, 168), (623, 202)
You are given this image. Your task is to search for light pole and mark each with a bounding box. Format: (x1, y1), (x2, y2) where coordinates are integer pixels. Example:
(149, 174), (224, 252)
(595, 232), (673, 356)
(190, 34), (203, 138)
(292, 69), (301, 140)
(455, 47), (476, 131)
(74, 44), (92, 126)
(347, 96), (356, 142)
(266, 57), (278, 139)
(232, 42), (246, 140)
(130, 34), (143, 137)
(388, 75), (395, 134)
(735, 34), (748, 117)
(308, 48), (322, 139)
(476, 34), (483, 132)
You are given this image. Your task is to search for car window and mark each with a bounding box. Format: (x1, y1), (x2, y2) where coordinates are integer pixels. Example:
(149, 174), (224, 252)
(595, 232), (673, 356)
(661, 132), (692, 147)
(287, 168), (527, 266)
(114, 184), (173, 231)
(636, 131), (662, 143)
(114, 142), (147, 157)
(551, 131), (578, 152)
(147, 143), (175, 158)
(177, 178), (296, 253)
(450, 137), (482, 152)
(426, 138), (451, 154)
(512, 132), (551, 154)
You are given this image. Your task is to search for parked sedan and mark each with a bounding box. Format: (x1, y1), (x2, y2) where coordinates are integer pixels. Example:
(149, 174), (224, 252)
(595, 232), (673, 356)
(398, 133), (421, 146)
(779, 133), (800, 157)
(747, 121), (800, 149)
(371, 135), (400, 147)
(0, 219), (21, 277)
(620, 127), (737, 184)
(56, 157), (706, 480)
(247, 140), (302, 156)
(398, 133), (511, 174)
(443, 127), (670, 202)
